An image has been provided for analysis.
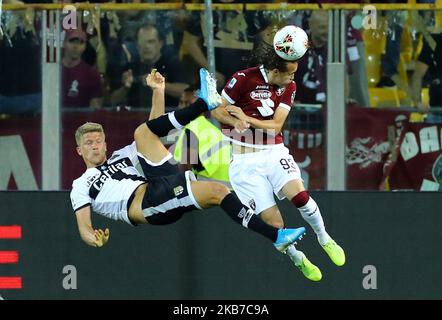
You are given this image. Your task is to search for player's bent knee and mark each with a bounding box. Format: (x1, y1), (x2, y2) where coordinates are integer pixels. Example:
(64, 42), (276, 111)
(134, 123), (153, 142)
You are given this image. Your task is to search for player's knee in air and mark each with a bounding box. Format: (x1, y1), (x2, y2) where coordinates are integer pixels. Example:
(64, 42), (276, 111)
(208, 183), (230, 205)
(134, 123), (152, 142)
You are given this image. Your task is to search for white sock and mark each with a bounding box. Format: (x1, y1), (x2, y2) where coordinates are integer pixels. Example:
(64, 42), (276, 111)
(286, 245), (304, 266)
(298, 197), (330, 246)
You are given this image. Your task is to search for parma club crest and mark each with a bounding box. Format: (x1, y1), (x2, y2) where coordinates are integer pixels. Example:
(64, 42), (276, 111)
(249, 199), (256, 211)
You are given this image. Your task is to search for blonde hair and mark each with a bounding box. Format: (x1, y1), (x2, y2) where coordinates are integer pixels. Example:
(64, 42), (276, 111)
(75, 122), (105, 146)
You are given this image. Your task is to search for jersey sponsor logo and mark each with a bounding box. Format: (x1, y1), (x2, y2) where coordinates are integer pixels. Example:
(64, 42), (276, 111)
(250, 90), (272, 100)
(227, 78), (237, 89)
(255, 85), (269, 89)
(90, 158), (132, 193)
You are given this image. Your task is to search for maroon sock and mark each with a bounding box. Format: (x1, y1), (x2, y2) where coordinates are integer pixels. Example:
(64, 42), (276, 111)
(291, 191), (309, 208)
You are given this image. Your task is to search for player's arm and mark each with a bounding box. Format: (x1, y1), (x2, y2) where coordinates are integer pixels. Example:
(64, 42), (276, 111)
(211, 99), (250, 132)
(226, 105), (290, 135)
(211, 100), (236, 127)
(145, 69), (165, 120)
(75, 205), (110, 248)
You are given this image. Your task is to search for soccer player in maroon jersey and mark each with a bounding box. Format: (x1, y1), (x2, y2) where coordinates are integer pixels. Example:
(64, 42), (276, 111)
(211, 45), (345, 281)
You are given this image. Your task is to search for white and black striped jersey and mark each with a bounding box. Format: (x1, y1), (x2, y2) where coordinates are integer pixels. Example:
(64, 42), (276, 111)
(70, 142), (147, 225)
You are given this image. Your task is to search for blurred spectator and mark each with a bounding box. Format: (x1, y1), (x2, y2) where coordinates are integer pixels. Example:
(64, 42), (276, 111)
(62, 29), (104, 109)
(294, 10), (331, 104)
(107, 1), (188, 95)
(377, 1), (435, 88)
(0, 9), (41, 115)
(181, 0), (274, 86)
(346, 12), (371, 107)
(410, 32), (442, 122)
(110, 23), (188, 109)
(117, 0), (185, 54)
(376, 11), (407, 87)
(294, 10), (369, 106)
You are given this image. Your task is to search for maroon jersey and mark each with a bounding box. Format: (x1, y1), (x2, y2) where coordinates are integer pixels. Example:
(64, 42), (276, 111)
(221, 65), (296, 146)
(62, 61), (103, 108)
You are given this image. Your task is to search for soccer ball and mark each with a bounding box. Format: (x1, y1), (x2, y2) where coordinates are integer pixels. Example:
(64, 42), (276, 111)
(273, 25), (309, 61)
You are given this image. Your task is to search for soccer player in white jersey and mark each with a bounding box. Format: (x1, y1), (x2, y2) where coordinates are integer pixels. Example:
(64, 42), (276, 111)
(70, 69), (306, 255)
(211, 47), (346, 281)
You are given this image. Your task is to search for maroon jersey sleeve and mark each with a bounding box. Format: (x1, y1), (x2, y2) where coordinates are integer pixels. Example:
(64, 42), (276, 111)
(221, 71), (249, 104)
(277, 81), (297, 111)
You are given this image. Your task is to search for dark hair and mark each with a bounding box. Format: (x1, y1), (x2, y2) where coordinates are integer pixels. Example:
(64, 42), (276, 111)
(248, 41), (290, 72)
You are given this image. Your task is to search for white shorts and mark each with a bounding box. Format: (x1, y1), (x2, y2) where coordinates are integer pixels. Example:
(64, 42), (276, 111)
(229, 144), (302, 214)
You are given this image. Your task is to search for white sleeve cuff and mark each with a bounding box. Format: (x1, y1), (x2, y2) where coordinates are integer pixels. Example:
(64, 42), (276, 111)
(221, 90), (235, 104)
(278, 103), (291, 111)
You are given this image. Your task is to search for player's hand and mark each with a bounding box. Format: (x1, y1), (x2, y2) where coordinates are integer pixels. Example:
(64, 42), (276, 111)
(233, 119), (250, 133)
(122, 69), (134, 89)
(226, 105), (249, 122)
(145, 69), (165, 90)
(94, 228), (110, 248)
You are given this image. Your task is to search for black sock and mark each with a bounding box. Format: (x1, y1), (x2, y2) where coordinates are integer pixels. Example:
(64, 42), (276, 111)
(220, 193), (278, 242)
(174, 98), (207, 125)
(145, 99), (207, 137)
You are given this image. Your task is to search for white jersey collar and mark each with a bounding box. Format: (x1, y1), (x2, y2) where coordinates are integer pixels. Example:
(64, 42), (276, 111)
(259, 65), (269, 83)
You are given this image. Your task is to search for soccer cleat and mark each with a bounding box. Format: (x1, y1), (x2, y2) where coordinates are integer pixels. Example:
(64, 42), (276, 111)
(322, 238), (346, 266)
(197, 68), (223, 110)
(273, 227), (306, 253)
(292, 252), (322, 281)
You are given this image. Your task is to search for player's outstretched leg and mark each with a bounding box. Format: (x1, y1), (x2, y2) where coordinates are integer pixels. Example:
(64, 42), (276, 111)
(144, 68), (222, 138)
(191, 181), (306, 252)
(291, 190), (346, 266)
(220, 193), (306, 253)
